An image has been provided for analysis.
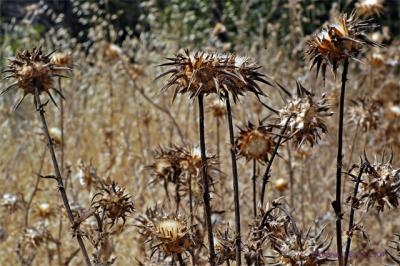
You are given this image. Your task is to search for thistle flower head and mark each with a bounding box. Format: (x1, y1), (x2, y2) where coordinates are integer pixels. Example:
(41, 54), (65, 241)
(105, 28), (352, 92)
(1, 193), (21, 213)
(274, 178), (289, 192)
(91, 180), (135, 225)
(208, 99), (227, 119)
(147, 146), (182, 185)
(355, 0), (384, 17)
(2, 47), (68, 110)
(136, 210), (195, 255)
(270, 227), (333, 266)
(35, 202), (55, 220)
(356, 153), (400, 212)
(22, 223), (51, 248)
(306, 11), (380, 80)
(276, 82), (333, 147)
(50, 52), (72, 68)
(235, 122), (275, 163)
(214, 227), (236, 265)
(347, 98), (382, 131)
(158, 49), (271, 102)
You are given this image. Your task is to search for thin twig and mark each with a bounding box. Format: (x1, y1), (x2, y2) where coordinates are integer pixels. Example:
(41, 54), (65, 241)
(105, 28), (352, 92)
(225, 93), (241, 265)
(34, 87), (91, 266)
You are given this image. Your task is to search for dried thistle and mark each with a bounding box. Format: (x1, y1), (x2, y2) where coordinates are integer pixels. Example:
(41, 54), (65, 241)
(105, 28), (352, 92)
(235, 122), (275, 163)
(136, 210), (196, 256)
(355, 0), (384, 17)
(269, 226), (334, 266)
(157, 49), (271, 102)
(208, 99), (227, 119)
(50, 52), (72, 68)
(1, 193), (21, 213)
(355, 153), (400, 212)
(214, 227), (236, 265)
(76, 160), (100, 191)
(386, 233), (400, 264)
(305, 10), (380, 80)
(1, 47), (68, 110)
(347, 98), (382, 131)
(34, 202), (55, 220)
(147, 146), (182, 186)
(91, 180), (135, 225)
(274, 82), (333, 147)
(274, 178), (289, 192)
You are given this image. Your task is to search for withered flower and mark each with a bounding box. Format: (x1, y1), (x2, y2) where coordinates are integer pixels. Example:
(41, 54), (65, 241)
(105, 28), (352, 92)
(214, 227), (236, 265)
(275, 82), (333, 147)
(157, 49), (271, 102)
(386, 233), (400, 264)
(208, 99), (227, 119)
(1, 47), (68, 110)
(91, 180), (135, 225)
(137, 211), (195, 256)
(269, 226), (333, 266)
(306, 11), (380, 80)
(50, 52), (72, 69)
(35, 202), (55, 220)
(274, 178), (289, 192)
(1, 193), (21, 213)
(347, 98), (382, 131)
(22, 223), (52, 248)
(355, 0), (384, 17)
(355, 154), (400, 212)
(235, 122), (275, 163)
(147, 146), (182, 185)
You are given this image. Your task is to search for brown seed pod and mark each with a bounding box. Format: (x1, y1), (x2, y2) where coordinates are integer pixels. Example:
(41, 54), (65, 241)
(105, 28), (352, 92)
(235, 121), (275, 163)
(2, 47), (68, 110)
(91, 180), (135, 225)
(305, 10), (381, 81)
(157, 49), (272, 102)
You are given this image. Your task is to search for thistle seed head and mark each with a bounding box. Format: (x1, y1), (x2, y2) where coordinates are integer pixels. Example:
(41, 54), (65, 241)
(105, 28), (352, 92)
(91, 180), (135, 225)
(2, 47), (69, 110)
(158, 49), (272, 102)
(305, 11), (380, 80)
(235, 122), (275, 163)
(355, 0), (384, 17)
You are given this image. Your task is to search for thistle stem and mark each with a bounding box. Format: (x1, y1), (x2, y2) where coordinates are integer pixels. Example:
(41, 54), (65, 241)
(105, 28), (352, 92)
(34, 87), (91, 266)
(177, 253), (185, 266)
(225, 93), (242, 265)
(198, 94), (216, 264)
(344, 164), (365, 266)
(252, 159), (257, 217)
(58, 77), (64, 174)
(260, 115), (291, 206)
(334, 58), (349, 266)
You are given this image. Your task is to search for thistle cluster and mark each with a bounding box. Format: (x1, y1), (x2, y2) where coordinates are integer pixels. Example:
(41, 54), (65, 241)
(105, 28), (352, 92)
(157, 49), (272, 102)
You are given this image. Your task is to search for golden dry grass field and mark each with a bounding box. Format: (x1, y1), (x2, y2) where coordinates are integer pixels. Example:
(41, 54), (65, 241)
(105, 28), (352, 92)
(0, 0), (400, 265)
